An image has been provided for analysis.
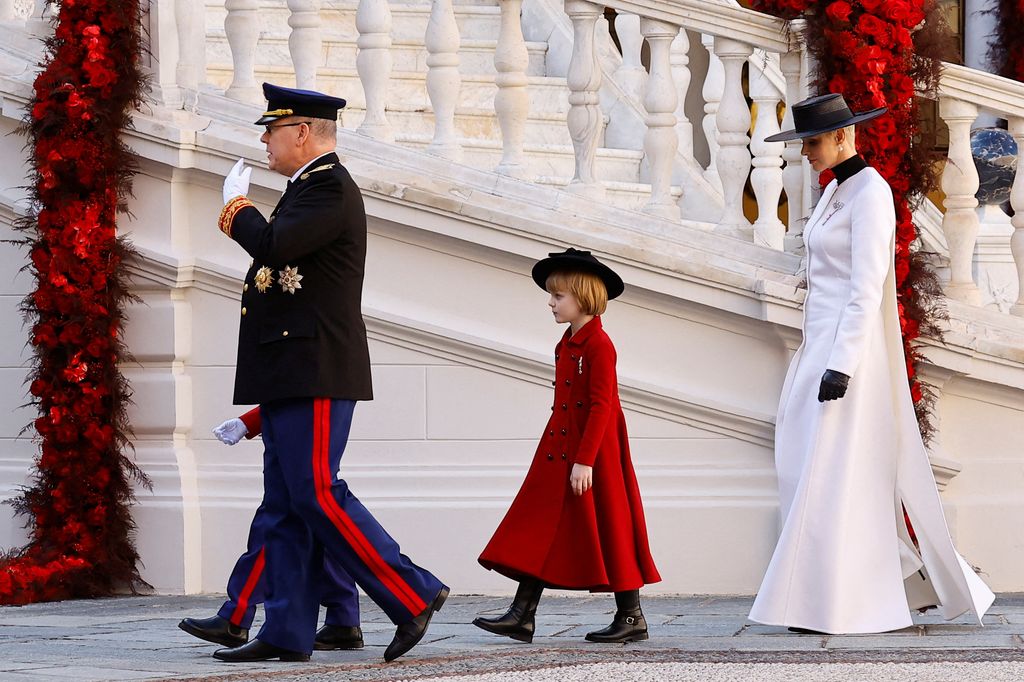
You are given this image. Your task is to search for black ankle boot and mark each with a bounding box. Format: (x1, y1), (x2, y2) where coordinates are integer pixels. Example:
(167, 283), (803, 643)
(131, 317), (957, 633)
(585, 589), (649, 643)
(472, 579), (544, 643)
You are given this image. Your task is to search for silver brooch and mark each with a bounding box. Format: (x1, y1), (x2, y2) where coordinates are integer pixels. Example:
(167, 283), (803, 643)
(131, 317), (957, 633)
(278, 265), (303, 294)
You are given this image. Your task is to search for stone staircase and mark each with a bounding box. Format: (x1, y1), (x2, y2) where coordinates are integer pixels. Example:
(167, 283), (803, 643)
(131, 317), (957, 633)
(201, 0), (686, 210)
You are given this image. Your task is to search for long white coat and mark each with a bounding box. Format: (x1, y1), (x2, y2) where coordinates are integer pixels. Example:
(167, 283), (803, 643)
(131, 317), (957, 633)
(748, 166), (994, 634)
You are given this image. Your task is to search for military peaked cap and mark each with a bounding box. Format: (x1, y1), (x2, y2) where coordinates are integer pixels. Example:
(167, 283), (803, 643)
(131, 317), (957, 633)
(255, 83), (347, 125)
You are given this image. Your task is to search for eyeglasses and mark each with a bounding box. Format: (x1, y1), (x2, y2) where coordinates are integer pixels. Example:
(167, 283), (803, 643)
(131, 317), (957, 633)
(264, 121), (314, 135)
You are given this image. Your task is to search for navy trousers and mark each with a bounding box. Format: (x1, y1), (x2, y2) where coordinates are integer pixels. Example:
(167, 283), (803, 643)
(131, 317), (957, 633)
(216, 502), (360, 629)
(257, 398), (444, 654)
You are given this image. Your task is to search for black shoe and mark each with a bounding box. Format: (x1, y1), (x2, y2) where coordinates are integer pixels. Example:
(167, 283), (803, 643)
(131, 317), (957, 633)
(178, 615), (248, 648)
(788, 626), (826, 634)
(314, 624), (364, 650)
(213, 638), (310, 662)
(383, 585), (449, 663)
(472, 579), (544, 643)
(585, 590), (649, 643)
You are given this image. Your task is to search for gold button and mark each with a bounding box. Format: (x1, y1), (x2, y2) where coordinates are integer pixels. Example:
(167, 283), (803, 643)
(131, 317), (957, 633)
(282, 330), (289, 337)
(243, 284), (249, 292)
(241, 307), (247, 316)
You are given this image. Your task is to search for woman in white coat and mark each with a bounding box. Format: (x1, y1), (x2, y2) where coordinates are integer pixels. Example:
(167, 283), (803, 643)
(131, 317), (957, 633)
(748, 94), (994, 634)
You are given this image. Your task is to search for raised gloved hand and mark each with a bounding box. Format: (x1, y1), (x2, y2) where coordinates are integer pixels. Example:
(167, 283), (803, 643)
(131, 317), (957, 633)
(213, 418), (248, 445)
(817, 369), (850, 402)
(223, 158), (252, 204)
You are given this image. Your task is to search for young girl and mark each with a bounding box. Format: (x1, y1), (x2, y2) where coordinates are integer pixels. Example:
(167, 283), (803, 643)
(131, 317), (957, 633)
(474, 248), (661, 643)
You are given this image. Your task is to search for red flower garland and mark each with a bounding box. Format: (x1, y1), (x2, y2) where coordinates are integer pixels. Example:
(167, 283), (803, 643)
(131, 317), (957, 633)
(751, 0), (951, 441)
(0, 0), (148, 603)
(990, 0), (1024, 80)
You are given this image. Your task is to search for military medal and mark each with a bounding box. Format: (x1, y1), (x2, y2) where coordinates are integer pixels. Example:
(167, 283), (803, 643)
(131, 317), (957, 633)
(254, 266), (274, 293)
(279, 265), (303, 294)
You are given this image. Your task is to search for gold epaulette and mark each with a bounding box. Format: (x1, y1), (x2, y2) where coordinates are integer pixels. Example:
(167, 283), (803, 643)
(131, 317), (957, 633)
(299, 163), (336, 181)
(219, 196), (255, 237)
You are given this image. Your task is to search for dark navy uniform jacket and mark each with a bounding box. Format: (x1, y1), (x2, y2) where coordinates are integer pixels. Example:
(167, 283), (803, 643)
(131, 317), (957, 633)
(229, 152), (373, 405)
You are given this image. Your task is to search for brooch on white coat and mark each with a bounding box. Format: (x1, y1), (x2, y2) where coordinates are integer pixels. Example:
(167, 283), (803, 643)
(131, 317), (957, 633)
(278, 265), (303, 294)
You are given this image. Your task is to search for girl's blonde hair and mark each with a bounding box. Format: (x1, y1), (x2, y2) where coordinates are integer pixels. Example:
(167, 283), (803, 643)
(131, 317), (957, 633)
(545, 270), (608, 316)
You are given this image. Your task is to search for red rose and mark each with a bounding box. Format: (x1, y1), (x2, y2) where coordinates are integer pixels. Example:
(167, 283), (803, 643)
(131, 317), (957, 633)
(881, 1), (908, 22)
(825, 1), (853, 23)
(857, 0), (886, 11)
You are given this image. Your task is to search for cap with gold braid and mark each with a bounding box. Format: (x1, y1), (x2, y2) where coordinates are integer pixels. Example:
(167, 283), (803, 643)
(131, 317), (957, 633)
(254, 83), (347, 125)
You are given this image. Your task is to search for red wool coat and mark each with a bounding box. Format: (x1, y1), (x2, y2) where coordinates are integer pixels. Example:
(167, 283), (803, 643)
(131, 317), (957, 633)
(478, 317), (661, 591)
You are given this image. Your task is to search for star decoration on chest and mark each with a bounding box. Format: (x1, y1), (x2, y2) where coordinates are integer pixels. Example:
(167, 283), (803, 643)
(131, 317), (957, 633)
(278, 265), (303, 294)
(254, 266), (274, 293)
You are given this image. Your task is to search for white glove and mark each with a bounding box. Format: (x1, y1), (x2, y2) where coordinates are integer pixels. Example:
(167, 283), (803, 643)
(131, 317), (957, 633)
(223, 158), (252, 204)
(213, 418), (248, 446)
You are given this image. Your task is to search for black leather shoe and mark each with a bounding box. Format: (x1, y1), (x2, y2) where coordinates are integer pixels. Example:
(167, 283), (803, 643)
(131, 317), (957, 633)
(178, 615), (248, 648)
(314, 624), (364, 650)
(472, 579), (544, 643)
(213, 638), (309, 662)
(585, 590), (649, 643)
(788, 626), (826, 634)
(383, 585), (449, 663)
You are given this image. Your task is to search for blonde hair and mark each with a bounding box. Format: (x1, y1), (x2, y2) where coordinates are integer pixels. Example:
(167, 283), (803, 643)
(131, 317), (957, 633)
(545, 270), (608, 316)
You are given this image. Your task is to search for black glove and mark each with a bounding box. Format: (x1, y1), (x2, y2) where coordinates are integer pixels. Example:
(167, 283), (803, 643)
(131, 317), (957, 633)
(817, 369), (850, 402)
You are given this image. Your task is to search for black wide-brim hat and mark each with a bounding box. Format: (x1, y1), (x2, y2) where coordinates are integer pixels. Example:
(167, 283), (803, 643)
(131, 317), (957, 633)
(255, 83), (347, 125)
(764, 93), (887, 143)
(532, 248), (625, 300)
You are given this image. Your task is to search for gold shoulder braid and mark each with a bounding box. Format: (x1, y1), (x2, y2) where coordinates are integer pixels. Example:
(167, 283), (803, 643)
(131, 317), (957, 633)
(219, 196), (255, 237)
(299, 163), (336, 181)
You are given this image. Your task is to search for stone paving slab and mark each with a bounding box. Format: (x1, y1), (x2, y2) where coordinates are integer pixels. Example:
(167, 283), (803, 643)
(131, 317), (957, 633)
(1, 594), (1023, 681)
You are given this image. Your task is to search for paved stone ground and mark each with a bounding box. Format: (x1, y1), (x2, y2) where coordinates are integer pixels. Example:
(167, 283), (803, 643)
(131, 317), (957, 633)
(1, 594), (1023, 681)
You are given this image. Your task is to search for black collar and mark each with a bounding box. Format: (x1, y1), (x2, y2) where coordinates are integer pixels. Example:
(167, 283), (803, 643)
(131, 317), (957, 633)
(833, 155), (868, 184)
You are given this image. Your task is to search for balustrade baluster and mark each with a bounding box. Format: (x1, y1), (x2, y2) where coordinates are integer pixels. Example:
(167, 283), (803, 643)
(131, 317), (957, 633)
(564, 0), (604, 198)
(670, 28), (693, 161)
(780, 49), (804, 243)
(1009, 117), (1024, 316)
(939, 96), (983, 305)
(749, 60), (784, 250)
(640, 18), (679, 220)
(26, 0), (47, 35)
(175, 0), (207, 94)
(714, 36), (753, 232)
(1, 0), (16, 22)
(426, 0), (463, 160)
(613, 13), (646, 100)
(494, 0), (529, 177)
(701, 34), (724, 194)
(356, 0), (394, 141)
(288, 0), (323, 91)
(224, 0), (261, 103)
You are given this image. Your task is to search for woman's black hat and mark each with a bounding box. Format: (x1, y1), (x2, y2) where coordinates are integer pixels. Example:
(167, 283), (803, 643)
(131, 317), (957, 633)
(764, 93), (887, 143)
(532, 248), (625, 300)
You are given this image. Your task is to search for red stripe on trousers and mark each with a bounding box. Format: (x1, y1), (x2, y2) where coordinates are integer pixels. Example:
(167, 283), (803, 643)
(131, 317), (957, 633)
(230, 546), (266, 626)
(311, 398), (428, 616)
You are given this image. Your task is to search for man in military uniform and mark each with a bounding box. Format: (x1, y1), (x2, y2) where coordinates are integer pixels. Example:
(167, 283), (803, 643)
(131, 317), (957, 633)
(211, 83), (448, 663)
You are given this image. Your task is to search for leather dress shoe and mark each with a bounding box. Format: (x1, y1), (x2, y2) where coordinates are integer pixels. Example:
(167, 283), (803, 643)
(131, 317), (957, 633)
(788, 626), (827, 634)
(383, 585), (449, 662)
(314, 624), (364, 650)
(178, 615), (248, 648)
(213, 638), (310, 662)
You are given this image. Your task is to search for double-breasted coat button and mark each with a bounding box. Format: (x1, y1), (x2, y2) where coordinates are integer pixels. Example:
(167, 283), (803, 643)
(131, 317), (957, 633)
(241, 307), (247, 316)
(560, 428), (567, 435)
(561, 403), (567, 410)
(561, 453), (567, 460)
(564, 379), (571, 386)
(548, 430), (554, 437)
(555, 354), (560, 360)
(546, 453), (554, 461)
(282, 330), (289, 337)
(551, 380), (556, 386)
(576, 401), (583, 407)
(243, 283), (249, 292)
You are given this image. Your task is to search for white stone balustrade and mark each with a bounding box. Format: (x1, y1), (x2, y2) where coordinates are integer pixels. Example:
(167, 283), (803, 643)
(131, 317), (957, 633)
(565, 0), (605, 198)
(175, 0), (207, 94)
(425, 0), (463, 161)
(1, 0), (16, 22)
(939, 96), (983, 306)
(223, 0), (261, 103)
(1009, 117), (1024, 317)
(287, 0), (323, 91)
(613, 13), (646, 101)
(701, 33), (724, 194)
(640, 17), (680, 220)
(779, 49), (805, 241)
(670, 28), (694, 161)
(749, 57), (785, 250)
(355, 0), (394, 142)
(714, 36), (754, 233)
(494, 0), (530, 178)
